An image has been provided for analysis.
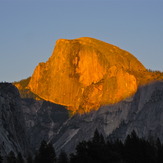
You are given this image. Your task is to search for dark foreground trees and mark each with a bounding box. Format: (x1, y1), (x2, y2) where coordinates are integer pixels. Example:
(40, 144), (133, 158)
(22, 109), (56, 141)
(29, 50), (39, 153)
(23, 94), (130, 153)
(58, 150), (69, 163)
(1, 130), (163, 163)
(70, 130), (163, 163)
(6, 151), (16, 163)
(34, 140), (56, 163)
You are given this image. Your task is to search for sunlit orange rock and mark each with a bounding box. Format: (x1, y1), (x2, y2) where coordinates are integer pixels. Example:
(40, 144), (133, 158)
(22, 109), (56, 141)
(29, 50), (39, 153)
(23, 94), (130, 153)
(26, 37), (148, 114)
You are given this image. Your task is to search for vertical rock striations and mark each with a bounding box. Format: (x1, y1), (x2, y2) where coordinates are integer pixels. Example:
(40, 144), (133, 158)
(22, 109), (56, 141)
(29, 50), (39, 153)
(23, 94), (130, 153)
(28, 37), (146, 113)
(0, 83), (28, 155)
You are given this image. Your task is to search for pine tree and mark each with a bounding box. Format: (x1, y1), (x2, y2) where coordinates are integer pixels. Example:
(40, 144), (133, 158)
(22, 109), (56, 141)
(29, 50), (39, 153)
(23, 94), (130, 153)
(0, 151), (3, 163)
(34, 153), (39, 163)
(26, 154), (33, 163)
(72, 141), (90, 163)
(7, 151), (16, 163)
(37, 140), (56, 163)
(156, 138), (163, 163)
(46, 142), (56, 163)
(92, 129), (101, 144)
(58, 150), (68, 163)
(17, 152), (24, 163)
(99, 133), (105, 144)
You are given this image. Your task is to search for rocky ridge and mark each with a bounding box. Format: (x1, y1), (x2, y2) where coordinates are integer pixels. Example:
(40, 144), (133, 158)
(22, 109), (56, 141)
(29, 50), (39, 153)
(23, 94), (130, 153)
(0, 83), (69, 155)
(1, 81), (163, 155)
(51, 81), (163, 154)
(3, 37), (163, 156)
(15, 38), (163, 114)
(17, 37), (148, 114)
(0, 83), (28, 155)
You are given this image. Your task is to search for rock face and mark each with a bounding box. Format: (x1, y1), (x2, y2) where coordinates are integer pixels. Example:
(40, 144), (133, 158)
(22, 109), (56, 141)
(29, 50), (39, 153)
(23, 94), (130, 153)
(28, 37), (146, 113)
(3, 37), (163, 156)
(21, 99), (69, 152)
(1, 81), (163, 156)
(51, 81), (163, 154)
(0, 83), (28, 155)
(0, 83), (69, 156)
(108, 81), (163, 141)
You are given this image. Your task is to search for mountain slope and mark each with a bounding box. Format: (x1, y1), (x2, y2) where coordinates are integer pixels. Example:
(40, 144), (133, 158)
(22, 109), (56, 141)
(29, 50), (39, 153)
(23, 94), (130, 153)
(0, 83), (28, 155)
(1, 81), (163, 156)
(2, 37), (163, 157)
(109, 81), (163, 141)
(0, 83), (69, 155)
(51, 81), (163, 154)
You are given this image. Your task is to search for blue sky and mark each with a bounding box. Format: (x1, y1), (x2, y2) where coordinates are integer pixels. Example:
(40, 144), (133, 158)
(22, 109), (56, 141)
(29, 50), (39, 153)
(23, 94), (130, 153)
(0, 0), (163, 82)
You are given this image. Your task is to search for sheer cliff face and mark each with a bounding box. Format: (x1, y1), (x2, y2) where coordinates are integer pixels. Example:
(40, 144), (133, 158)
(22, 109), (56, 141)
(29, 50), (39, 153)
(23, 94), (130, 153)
(52, 81), (163, 154)
(0, 83), (69, 155)
(0, 83), (28, 155)
(28, 37), (146, 113)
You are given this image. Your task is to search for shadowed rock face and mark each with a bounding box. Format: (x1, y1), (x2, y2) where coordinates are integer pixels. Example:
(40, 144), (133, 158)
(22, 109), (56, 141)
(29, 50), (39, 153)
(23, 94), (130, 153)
(1, 81), (163, 156)
(52, 81), (163, 154)
(28, 37), (146, 114)
(0, 83), (28, 155)
(0, 83), (69, 155)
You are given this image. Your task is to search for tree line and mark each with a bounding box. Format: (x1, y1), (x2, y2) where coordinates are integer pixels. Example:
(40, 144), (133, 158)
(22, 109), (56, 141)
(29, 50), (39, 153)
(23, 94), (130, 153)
(1, 130), (163, 163)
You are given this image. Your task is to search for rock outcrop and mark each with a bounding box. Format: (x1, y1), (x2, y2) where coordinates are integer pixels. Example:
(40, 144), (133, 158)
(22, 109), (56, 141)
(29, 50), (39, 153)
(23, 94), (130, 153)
(0, 83), (28, 155)
(27, 37), (147, 114)
(21, 99), (69, 151)
(108, 81), (163, 142)
(1, 81), (163, 156)
(0, 83), (69, 156)
(2, 37), (163, 156)
(51, 81), (163, 154)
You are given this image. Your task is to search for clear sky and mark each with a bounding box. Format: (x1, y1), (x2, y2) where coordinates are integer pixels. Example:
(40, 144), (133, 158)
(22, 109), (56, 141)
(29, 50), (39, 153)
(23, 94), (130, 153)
(0, 0), (163, 82)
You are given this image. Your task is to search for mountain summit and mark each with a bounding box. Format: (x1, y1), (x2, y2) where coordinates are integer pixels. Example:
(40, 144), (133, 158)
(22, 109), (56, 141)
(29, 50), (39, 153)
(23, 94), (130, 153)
(4, 37), (163, 156)
(23, 37), (147, 113)
(14, 37), (163, 114)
